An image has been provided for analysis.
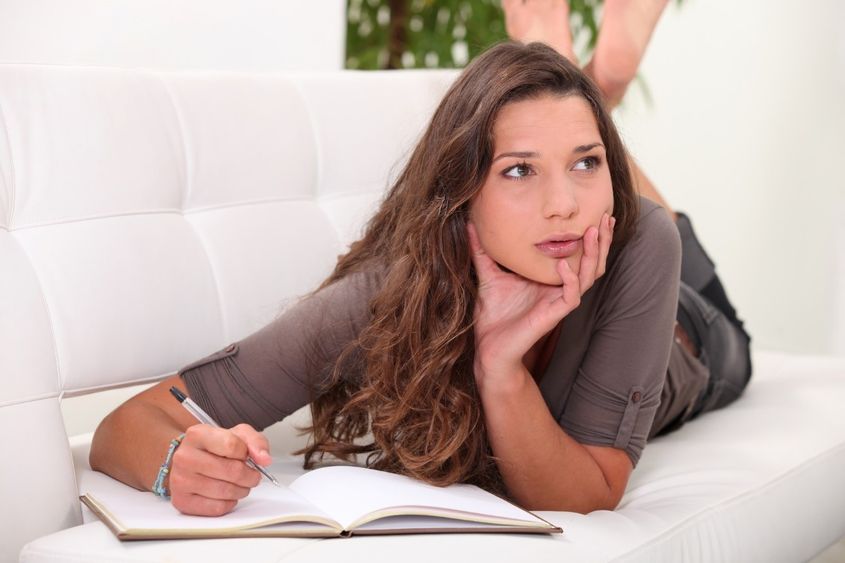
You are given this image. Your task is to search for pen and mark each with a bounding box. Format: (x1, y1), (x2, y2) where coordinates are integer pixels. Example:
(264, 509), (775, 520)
(169, 386), (280, 486)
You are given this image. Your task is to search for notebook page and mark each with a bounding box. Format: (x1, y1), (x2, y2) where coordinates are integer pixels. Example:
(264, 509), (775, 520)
(83, 474), (339, 532)
(353, 515), (521, 531)
(289, 466), (541, 530)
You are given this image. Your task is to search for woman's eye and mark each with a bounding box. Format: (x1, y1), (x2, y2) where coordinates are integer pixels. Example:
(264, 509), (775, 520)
(572, 156), (601, 171)
(503, 162), (534, 180)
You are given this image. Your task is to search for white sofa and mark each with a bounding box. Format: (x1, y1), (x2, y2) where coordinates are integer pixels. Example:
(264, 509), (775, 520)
(2, 63), (845, 563)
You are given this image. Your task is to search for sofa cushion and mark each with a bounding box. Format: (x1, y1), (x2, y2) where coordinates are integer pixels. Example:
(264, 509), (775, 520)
(22, 350), (845, 562)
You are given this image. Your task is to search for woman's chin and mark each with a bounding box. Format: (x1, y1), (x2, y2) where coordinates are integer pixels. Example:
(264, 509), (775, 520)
(502, 257), (580, 286)
(547, 257), (580, 283)
(526, 263), (576, 286)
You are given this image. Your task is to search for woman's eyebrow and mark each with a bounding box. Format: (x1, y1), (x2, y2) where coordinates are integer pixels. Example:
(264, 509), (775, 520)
(492, 143), (605, 163)
(573, 142), (604, 154)
(492, 151), (538, 162)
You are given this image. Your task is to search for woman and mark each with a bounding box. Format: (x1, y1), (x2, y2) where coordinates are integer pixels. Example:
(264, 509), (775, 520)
(89, 42), (751, 517)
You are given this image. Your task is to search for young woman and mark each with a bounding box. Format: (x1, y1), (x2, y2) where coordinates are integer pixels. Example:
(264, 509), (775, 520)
(89, 41), (751, 517)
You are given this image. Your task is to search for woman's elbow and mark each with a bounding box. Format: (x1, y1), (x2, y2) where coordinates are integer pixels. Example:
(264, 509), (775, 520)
(522, 486), (622, 513)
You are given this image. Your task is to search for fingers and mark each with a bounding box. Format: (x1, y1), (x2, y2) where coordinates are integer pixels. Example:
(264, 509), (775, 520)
(173, 443), (261, 488)
(169, 424), (267, 516)
(466, 222), (502, 283)
(171, 493), (237, 517)
(577, 213), (613, 295)
(597, 215), (615, 279)
(187, 424), (249, 460)
(577, 222), (601, 293)
(230, 423), (272, 467)
(552, 255), (581, 317)
(171, 470), (252, 502)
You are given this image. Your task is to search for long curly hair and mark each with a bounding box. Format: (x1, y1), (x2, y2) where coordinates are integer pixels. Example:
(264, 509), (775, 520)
(295, 42), (640, 495)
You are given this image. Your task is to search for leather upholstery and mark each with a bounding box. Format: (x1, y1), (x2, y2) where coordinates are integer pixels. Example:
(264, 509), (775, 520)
(0, 64), (454, 561)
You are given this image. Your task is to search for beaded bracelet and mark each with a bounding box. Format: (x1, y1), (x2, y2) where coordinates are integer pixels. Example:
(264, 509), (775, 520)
(152, 433), (186, 498)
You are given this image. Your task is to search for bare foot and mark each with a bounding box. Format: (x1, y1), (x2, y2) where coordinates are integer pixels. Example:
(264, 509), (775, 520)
(501, 0), (577, 64)
(585, 0), (669, 108)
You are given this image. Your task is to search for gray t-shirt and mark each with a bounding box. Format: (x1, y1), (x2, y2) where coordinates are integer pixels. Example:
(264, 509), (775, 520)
(181, 197), (705, 467)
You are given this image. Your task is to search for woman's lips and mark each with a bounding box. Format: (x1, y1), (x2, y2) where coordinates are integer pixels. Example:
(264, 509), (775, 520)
(535, 238), (582, 258)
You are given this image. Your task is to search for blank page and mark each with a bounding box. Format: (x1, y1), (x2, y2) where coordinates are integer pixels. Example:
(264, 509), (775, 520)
(353, 515), (526, 531)
(83, 474), (338, 532)
(289, 466), (543, 530)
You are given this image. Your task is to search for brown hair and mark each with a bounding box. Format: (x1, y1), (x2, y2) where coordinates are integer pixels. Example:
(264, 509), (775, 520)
(296, 41), (639, 494)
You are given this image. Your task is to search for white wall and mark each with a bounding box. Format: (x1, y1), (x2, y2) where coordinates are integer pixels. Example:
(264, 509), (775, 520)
(0, 0), (346, 71)
(614, 0), (845, 357)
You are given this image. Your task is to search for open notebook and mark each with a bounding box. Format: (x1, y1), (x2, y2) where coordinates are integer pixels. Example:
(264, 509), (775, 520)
(82, 465), (562, 539)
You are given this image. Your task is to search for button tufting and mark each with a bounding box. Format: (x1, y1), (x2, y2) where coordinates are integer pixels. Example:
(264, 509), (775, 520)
(631, 391), (642, 403)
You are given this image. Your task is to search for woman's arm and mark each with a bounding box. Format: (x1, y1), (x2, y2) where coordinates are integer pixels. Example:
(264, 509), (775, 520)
(89, 375), (272, 516)
(468, 214), (624, 512)
(90, 268), (382, 515)
(470, 201), (680, 511)
(90, 375), (193, 492)
(477, 365), (632, 511)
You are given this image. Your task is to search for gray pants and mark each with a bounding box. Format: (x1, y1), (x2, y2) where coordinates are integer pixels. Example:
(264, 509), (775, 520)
(674, 212), (753, 421)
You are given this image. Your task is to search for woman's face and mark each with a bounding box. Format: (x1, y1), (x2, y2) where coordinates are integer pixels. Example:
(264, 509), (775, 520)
(469, 94), (614, 285)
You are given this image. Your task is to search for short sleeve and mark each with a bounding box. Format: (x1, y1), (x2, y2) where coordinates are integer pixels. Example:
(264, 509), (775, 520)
(558, 203), (682, 466)
(179, 267), (383, 430)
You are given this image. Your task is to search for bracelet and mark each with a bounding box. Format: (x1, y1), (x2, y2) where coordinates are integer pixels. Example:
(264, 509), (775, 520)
(152, 433), (186, 498)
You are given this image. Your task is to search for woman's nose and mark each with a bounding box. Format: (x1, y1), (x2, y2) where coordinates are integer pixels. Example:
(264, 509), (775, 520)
(542, 176), (578, 219)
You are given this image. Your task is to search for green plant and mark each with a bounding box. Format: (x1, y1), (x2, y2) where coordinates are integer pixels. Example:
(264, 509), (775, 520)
(346, 0), (501, 69)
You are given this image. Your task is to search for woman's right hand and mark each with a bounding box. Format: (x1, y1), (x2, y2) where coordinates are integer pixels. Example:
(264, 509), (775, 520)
(168, 423), (272, 516)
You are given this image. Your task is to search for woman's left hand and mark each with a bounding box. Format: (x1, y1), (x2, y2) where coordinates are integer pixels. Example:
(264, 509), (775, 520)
(468, 213), (615, 385)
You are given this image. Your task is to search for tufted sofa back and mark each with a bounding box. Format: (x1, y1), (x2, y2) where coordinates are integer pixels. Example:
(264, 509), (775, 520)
(0, 65), (457, 560)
